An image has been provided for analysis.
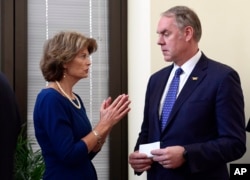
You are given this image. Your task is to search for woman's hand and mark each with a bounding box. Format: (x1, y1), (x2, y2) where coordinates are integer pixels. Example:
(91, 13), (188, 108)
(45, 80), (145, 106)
(86, 94), (130, 153)
(99, 94), (131, 128)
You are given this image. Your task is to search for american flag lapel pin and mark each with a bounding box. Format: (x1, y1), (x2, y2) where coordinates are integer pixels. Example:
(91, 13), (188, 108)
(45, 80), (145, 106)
(192, 77), (198, 80)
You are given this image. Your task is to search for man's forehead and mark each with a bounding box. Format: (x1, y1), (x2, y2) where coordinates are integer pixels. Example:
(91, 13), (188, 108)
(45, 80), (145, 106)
(157, 17), (176, 33)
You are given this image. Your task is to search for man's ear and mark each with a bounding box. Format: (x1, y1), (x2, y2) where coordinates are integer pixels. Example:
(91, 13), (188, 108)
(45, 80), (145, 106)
(184, 26), (194, 42)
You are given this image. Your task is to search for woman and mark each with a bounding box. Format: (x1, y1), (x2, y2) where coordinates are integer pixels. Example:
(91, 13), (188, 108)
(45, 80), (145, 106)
(33, 31), (131, 180)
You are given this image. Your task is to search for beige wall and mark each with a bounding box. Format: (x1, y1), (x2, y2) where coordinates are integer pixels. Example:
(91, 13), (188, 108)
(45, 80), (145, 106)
(128, 0), (250, 179)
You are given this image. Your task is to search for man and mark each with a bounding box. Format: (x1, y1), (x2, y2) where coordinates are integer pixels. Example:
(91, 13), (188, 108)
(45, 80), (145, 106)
(128, 6), (246, 180)
(0, 72), (21, 179)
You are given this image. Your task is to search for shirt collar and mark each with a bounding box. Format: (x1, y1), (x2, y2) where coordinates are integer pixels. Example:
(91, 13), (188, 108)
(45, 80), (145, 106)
(173, 50), (201, 74)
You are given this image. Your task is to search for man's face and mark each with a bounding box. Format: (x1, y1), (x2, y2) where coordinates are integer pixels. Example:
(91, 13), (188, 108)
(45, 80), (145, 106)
(156, 16), (187, 63)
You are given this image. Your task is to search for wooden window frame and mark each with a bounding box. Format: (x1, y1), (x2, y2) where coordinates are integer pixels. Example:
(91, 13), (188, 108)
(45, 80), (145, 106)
(108, 0), (128, 179)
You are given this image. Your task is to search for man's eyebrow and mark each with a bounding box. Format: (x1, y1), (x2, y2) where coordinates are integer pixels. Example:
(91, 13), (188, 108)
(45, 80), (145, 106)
(157, 29), (169, 34)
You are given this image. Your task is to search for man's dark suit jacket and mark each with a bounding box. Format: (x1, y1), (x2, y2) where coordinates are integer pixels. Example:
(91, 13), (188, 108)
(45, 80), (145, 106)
(246, 118), (250, 132)
(0, 72), (21, 180)
(134, 53), (246, 180)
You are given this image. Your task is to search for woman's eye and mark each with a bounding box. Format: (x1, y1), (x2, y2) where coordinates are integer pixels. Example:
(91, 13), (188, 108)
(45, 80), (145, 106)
(81, 54), (90, 59)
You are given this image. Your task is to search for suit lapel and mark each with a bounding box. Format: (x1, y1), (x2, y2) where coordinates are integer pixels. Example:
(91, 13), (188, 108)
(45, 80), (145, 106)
(162, 55), (208, 132)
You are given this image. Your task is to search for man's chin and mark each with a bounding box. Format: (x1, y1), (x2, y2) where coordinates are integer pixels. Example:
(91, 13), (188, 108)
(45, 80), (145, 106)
(164, 58), (173, 62)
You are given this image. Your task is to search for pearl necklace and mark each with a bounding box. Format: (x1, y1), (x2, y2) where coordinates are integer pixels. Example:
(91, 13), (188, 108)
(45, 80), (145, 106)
(55, 81), (81, 109)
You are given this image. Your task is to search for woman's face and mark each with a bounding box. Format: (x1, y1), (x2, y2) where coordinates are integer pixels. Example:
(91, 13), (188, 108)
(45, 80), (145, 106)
(63, 48), (91, 81)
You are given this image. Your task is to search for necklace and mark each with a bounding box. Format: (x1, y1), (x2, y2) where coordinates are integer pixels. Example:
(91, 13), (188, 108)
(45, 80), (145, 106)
(55, 81), (81, 109)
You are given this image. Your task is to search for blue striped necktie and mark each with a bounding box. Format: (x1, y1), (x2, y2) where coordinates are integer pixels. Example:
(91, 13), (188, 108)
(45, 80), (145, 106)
(161, 68), (183, 131)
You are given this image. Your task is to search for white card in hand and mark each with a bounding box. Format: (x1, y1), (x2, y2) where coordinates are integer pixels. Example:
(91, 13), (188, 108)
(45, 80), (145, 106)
(139, 141), (160, 158)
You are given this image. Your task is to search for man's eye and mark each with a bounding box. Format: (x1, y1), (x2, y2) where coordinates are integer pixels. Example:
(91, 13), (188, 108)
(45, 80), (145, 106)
(159, 32), (169, 38)
(163, 33), (169, 37)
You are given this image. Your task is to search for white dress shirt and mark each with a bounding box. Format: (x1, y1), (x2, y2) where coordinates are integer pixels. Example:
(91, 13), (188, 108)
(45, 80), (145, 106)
(159, 50), (202, 117)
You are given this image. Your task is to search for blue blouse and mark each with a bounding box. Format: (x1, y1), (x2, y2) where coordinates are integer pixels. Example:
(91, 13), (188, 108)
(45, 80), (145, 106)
(33, 88), (98, 180)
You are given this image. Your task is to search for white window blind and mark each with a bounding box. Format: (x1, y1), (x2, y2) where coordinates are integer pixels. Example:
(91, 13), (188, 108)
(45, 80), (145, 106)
(27, 0), (109, 179)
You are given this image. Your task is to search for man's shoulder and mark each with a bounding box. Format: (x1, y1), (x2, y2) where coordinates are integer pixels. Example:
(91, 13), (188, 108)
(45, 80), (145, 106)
(199, 53), (236, 74)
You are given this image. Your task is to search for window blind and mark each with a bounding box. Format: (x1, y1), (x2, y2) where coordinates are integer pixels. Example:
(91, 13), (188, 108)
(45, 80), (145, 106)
(27, 0), (109, 179)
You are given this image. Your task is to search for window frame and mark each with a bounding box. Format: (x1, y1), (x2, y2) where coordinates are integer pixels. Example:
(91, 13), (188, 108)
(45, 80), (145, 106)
(108, 0), (128, 179)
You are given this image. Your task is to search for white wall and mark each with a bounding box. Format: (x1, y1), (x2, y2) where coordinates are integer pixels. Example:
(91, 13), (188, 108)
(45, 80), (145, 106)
(128, 0), (250, 179)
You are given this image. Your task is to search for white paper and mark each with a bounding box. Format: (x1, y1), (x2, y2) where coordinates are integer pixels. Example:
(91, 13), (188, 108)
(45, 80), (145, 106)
(139, 141), (160, 158)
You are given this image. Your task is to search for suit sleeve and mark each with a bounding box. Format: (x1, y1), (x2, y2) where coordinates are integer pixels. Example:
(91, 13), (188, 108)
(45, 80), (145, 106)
(134, 76), (153, 151)
(0, 73), (21, 179)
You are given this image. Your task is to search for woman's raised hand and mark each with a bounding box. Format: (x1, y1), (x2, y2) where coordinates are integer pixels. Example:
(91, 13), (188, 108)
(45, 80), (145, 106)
(99, 94), (131, 127)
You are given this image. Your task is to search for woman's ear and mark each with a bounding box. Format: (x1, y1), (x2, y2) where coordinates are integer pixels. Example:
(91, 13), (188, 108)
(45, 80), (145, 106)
(63, 63), (68, 69)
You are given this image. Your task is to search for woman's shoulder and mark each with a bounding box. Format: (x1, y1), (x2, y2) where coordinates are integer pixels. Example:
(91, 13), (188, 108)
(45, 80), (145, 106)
(36, 88), (64, 104)
(38, 87), (59, 97)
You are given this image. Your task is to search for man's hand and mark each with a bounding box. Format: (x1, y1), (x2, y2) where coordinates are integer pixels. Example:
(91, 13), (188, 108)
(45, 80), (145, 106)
(151, 146), (186, 169)
(128, 151), (153, 173)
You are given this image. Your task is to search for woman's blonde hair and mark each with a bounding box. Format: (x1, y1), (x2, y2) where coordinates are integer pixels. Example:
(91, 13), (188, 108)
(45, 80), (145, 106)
(40, 31), (97, 81)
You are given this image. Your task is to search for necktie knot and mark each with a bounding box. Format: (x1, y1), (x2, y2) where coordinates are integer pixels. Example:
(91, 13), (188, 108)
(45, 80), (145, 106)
(175, 68), (183, 76)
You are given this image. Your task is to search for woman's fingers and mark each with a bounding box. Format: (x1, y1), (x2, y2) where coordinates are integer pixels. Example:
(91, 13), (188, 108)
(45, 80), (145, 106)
(99, 94), (130, 126)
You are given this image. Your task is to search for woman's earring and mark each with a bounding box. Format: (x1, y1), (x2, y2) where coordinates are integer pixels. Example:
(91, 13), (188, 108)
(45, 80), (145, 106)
(63, 73), (66, 78)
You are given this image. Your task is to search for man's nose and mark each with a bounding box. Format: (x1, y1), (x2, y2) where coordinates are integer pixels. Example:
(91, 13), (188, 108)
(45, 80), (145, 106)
(157, 35), (165, 45)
